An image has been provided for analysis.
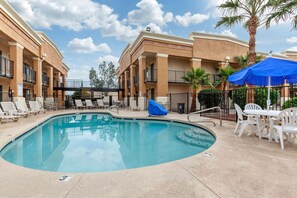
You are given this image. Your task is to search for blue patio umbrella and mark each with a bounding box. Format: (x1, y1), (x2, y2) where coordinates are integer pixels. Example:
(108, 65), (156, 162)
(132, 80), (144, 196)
(228, 57), (297, 110)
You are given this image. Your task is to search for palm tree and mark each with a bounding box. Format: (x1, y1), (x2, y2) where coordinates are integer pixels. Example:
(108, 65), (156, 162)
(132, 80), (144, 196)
(182, 68), (210, 112)
(218, 65), (236, 92)
(234, 53), (264, 68)
(215, 0), (272, 66)
(266, 0), (297, 29)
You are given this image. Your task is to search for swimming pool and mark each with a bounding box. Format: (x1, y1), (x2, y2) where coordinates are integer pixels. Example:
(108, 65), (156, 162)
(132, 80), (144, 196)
(0, 113), (216, 173)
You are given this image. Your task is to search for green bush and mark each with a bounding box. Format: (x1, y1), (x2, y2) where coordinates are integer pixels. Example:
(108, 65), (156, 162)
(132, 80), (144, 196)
(198, 89), (222, 108)
(254, 88), (279, 109)
(282, 97), (297, 109)
(231, 87), (247, 110)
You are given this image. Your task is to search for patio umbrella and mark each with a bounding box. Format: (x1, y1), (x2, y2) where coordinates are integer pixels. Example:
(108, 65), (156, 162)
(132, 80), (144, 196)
(228, 57), (297, 110)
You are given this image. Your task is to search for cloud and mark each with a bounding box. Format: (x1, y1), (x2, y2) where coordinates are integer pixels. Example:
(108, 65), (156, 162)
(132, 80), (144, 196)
(175, 12), (209, 27)
(286, 47), (297, 52)
(220, 29), (237, 38)
(67, 65), (91, 80)
(127, 0), (173, 26)
(97, 55), (119, 67)
(286, 37), (297, 44)
(67, 37), (111, 54)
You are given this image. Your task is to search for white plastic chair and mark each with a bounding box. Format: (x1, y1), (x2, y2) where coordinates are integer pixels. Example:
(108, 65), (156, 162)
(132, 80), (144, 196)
(234, 103), (263, 138)
(74, 100), (87, 109)
(29, 101), (46, 114)
(244, 103), (262, 111)
(85, 100), (96, 109)
(0, 107), (19, 122)
(15, 101), (38, 115)
(272, 108), (297, 150)
(0, 102), (29, 117)
(96, 99), (108, 108)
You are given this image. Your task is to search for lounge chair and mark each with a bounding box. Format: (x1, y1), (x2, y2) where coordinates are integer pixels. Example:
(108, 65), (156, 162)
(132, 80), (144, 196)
(85, 100), (96, 109)
(15, 101), (38, 115)
(0, 108), (19, 122)
(29, 101), (46, 114)
(0, 102), (29, 117)
(74, 100), (87, 109)
(96, 99), (108, 108)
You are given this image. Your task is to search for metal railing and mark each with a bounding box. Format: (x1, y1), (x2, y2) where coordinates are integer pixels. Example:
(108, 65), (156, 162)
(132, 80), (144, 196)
(187, 106), (222, 127)
(23, 66), (36, 83)
(0, 56), (14, 78)
(144, 68), (157, 82)
(42, 74), (49, 86)
(168, 70), (189, 83)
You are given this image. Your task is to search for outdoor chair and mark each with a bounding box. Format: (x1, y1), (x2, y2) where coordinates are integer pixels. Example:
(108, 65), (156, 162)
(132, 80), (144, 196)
(44, 101), (58, 111)
(85, 100), (96, 109)
(0, 102), (29, 118)
(96, 99), (108, 108)
(29, 101), (46, 114)
(15, 101), (38, 115)
(244, 103), (262, 111)
(234, 103), (263, 138)
(74, 100), (87, 109)
(0, 107), (19, 122)
(130, 99), (140, 111)
(271, 108), (297, 150)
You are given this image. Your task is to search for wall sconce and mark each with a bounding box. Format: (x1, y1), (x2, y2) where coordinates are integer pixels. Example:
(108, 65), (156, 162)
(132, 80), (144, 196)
(225, 56), (230, 65)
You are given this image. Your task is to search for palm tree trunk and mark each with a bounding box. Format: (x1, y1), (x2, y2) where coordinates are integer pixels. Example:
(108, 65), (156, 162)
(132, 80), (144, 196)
(190, 89), (197, 112)
(248, 16), (257, 66)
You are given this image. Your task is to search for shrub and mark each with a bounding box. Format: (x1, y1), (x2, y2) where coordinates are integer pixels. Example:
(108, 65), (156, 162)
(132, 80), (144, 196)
(198, 89), (222, 108)
(231, 87), (247, 110)
(254, 88), (279, 109)
(282, 97), (297, 109)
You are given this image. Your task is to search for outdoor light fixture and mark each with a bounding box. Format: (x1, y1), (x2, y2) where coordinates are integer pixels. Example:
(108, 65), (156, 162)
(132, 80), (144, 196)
(225, 56), (230, 65)
(146, 27), (151, 32)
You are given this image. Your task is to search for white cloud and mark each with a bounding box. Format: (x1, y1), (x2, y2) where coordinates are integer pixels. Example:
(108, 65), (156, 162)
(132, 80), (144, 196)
(220, 29), (237, 38)
(67, 37), (111, 54)
(97, 55), (119, 67)
(175, 12), (209, 27)
(287, 47), (297, 52)
(68, 65), (91, 80)
(286, 37), (297, 44)
(127, 0), (173, 26)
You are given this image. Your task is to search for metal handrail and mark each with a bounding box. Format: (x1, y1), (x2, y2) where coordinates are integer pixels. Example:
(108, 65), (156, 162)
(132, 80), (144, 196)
(109, 105), (119, 114)
(187, 106), (222, 127)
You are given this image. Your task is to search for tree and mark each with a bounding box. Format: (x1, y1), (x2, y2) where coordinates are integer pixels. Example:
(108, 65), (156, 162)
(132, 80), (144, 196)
(89, 61), (117, 88)
(266, 0), (297, 29)
(215, 0), (273, 66)
(234, 53), (263, 68)
(182, 68), (210, 112)
(218, 65), (236, 92)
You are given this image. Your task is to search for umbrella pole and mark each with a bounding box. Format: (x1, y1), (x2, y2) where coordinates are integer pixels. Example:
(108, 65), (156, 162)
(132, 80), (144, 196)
(267, 76), (271, 110)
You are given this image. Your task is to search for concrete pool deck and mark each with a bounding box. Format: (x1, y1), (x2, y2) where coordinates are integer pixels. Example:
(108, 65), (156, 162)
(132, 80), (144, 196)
(0, 109), (296, 197)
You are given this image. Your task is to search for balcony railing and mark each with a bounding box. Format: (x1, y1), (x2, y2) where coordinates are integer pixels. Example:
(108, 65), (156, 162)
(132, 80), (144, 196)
(42, 74), (49, 87)
(144, 68), (157, 82)
(168, 70), (189, 84)
(0, 56), (14, 78)
(209, 74), (221, 84)
(23, 66), (36, 83)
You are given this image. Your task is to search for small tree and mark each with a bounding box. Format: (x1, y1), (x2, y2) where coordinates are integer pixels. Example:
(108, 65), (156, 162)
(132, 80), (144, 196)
(182, 68), (210, 112)
(234, 53), (263, 68)
(89, 61), (117, 88)
(218, 65), (236, 92)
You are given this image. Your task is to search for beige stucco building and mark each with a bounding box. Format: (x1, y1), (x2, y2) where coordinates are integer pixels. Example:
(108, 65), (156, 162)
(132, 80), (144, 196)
(118, 31), (297, 110)
(0, 1), (68, 106)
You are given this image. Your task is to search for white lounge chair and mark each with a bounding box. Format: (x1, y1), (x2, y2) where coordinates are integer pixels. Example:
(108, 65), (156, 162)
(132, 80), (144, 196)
(74, 100), (87, 109)
(0, 102), (29, 118)
(29, 101), (46, 114)
(272, 108), (297, 150)
(234, 103), (263, 138)
(96, 99), (108, 108)
(85, 100), (96, 109)
(15, 101), (38, 115)
(0, 108), (19, 122)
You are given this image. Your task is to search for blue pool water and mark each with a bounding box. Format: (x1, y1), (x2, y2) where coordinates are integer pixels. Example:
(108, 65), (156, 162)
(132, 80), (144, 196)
(0, 114), (215, 173)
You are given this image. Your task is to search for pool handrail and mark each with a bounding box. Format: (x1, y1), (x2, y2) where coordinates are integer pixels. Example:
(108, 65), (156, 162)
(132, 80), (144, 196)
(187, 106), (222, 127)
(109, 105), (119, 114)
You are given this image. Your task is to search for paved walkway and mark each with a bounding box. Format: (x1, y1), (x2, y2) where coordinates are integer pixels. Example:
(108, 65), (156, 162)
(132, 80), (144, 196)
(0, 109), (296, 197)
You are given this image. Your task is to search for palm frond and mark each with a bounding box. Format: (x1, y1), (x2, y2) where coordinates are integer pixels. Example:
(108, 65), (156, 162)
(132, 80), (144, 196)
(215, 15), (244, 28)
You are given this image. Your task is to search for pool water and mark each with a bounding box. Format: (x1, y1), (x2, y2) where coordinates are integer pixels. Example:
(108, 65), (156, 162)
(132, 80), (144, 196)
(0, 114), (215, 172)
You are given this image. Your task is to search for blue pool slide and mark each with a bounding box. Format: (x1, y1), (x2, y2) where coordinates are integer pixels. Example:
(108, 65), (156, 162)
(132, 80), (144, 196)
(148, 99), (168, 116)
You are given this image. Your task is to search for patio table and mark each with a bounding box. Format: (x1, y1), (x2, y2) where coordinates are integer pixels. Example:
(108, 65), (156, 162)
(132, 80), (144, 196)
(244, 110), (281, 139)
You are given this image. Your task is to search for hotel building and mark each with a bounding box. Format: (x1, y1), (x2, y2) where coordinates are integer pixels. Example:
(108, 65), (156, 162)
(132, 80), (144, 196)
(118, 31), (297, 110)
(0, 1), (68, 106)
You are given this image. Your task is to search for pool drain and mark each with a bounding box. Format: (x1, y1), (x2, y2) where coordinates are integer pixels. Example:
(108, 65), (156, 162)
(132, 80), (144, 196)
(58, 175), (72, 182)
(203, 152), (213, 157)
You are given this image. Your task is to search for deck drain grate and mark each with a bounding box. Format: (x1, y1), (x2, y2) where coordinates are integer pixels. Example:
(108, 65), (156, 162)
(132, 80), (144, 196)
(203, 152), (213, 157)
(58, 175), (72, 182)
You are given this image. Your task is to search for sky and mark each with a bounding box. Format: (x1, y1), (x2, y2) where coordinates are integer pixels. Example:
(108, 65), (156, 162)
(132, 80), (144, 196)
(7, 0), (297, 80)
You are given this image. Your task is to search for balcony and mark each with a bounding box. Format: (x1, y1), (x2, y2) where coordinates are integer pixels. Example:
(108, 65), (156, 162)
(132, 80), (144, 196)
(144, 68), (157, 82)
(42, 74), (49, 87)
(0, 56), (14, 78)
(134, 75), (139, 86)
(23, 66), (36, 83)
(209, 74), (221, 85)
(168, 70), (190, 84)
(127, 79), (131, 88)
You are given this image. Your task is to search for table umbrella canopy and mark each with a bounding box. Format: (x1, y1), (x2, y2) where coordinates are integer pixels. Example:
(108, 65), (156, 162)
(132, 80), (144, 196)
(228, 57), (297, 86)
(228, 57), (297, 110)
